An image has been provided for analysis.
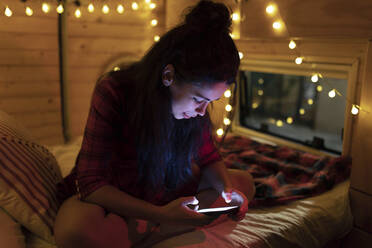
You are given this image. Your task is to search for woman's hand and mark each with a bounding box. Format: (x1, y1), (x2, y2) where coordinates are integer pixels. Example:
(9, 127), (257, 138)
(222, 187), (248, 221)
(158, 196), (213, 226)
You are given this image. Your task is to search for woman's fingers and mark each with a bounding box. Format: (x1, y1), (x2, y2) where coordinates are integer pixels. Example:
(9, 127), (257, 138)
(222, 187), (233, 203)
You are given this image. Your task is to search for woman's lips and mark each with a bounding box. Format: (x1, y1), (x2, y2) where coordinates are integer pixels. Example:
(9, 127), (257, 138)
(183, 113), (191, 119)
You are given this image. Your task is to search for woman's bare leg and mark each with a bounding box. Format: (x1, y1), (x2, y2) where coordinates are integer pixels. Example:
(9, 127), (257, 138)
(54, 195), (131, 248)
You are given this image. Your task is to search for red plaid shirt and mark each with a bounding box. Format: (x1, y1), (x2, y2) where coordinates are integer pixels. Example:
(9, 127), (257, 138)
(57, 77), (222, 205)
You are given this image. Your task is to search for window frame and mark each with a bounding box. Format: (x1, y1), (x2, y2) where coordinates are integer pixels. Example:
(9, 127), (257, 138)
(231, 56), (359, 157)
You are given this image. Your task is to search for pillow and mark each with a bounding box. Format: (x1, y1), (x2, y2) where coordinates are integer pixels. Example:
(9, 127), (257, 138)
(0, 111), (63, 244)
(0, 207), (26, 248)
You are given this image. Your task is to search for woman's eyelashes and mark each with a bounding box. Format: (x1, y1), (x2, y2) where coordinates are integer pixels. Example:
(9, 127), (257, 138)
(192, 97), (203, 104)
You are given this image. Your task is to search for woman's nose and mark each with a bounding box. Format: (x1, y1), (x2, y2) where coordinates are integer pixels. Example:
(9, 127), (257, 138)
(196, 102), (208, 116)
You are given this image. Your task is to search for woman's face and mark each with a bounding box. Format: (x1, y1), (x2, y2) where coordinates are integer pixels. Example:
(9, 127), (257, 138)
(168, 81), (229, 120)
(162, 64), (229, 120)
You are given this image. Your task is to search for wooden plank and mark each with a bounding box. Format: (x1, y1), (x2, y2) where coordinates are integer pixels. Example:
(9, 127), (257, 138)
(0, 33), (58, 50)
(68, 82), (95, 98)
(0, 16), (58, 34)
(0, 50), (59, 66)
(0, 81), (60, 97)
(68, 67), (102, 85)
(235, 39), (367, 58)
(31, 125), (63, 140)
(11, 111), (62, 128)
(350, 188), (372, 232)
(67, 36), (153, 53)
(0, 65), (59, 82)
(0, 96), (61, 114)
(68, 51), (137, 67)
(67, 20), (163, 39)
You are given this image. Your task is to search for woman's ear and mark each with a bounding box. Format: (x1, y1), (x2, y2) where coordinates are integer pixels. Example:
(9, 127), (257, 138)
(162, 64), (175, 87)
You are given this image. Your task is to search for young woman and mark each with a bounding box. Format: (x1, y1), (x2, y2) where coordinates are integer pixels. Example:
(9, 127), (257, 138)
(54, 1), (255, 247)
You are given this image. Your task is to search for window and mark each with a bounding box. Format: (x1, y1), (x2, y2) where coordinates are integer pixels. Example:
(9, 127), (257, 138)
(234, 59), (353, 155)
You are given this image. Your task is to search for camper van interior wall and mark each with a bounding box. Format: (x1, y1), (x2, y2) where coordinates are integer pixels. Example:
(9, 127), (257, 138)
(1, 0), (372, 247)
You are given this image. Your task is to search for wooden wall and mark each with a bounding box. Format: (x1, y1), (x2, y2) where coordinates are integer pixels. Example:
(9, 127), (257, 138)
(65, 0), (165, 138)
(0, 0), (63, 145)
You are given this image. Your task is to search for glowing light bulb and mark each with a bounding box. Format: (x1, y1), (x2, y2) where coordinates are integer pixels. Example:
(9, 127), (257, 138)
(102, 4), (110, 14)
(26, 7), (33, 16)
(258, 78), (264, 84)
(239, 52), (244, 59)
(266, 4), (275, 14)
(258, 89), (264, 96)
(216, 128), (224, 136)
(229, 33), (235, 39)
(289, 40), (296, 49)
(311, 74), (319, 82)
(307, 99), (314, 105)
(88, 3), (94, 13)
(5, 6), (13, 17)
(113, 66), (120, 71)
(75, 8), (82, 18)
(276, 120), (283, 127)
(42, 3), (50, 13)
(328, 89), (336, 98)
(316, 85), (323, 92)
(351, 105), (359, 115)
(151, 19), (158, 26)
(252, 102), (259, 109)
(223, 118), (231, 125)
(286, 117), (293, 124)
(232, 12), (240, 22)
(150, 3), (156, 9)
(295, 57), (303, 64)
(117, 4), (124, 14)
(145, 0), (151, 3)
(299, 108), (305, 115)
(132, 2), (139, 10)
(272, 21), (282, 30)
(56, 4), (64, 14)
(225, 104), (232, 112)
(154, 35), (160, 42)
(224, 90), (232, 98)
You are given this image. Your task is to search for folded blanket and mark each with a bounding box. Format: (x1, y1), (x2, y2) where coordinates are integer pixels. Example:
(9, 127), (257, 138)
(217, 135), (351, 207)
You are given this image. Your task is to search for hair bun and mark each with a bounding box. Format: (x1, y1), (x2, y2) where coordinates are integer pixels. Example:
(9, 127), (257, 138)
(184, 0), (232, 34)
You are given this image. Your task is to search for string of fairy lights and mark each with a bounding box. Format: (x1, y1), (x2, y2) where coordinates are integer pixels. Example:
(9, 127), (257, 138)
(215, 1), (364, 137)
(1, 0), (159, 43)
(1, 1), (363, 138)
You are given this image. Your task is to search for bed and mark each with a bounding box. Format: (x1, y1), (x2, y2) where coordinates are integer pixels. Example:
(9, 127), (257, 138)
(0, 110), (353, 248)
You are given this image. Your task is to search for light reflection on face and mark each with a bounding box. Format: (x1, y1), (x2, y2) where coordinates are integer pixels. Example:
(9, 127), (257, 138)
(169, 81), (229, 120)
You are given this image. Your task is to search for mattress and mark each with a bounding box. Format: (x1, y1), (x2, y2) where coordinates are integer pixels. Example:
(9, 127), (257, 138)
(27, 137), (353, 248)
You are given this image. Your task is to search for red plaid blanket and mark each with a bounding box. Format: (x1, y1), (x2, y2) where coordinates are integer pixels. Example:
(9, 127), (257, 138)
(217, 135), (351, 207)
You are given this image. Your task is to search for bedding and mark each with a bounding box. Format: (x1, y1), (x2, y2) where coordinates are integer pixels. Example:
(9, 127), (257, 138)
(26, 135), (352, 248)
(0, 109), (352, 247)
(0, 110), (62, 244)
(218, 135), (351, 207)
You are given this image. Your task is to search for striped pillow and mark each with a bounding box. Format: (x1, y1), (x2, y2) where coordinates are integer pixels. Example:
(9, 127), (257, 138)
(0, 112), (62, 244)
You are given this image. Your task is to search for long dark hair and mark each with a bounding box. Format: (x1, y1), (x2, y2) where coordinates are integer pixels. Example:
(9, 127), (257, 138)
(109, 0), (240, 191)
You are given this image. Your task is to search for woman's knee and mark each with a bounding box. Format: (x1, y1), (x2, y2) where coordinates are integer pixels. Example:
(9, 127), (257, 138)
(54, 196), (111, 248)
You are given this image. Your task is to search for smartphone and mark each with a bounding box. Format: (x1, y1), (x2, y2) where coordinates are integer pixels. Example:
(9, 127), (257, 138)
(196, 205), (239, 216)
